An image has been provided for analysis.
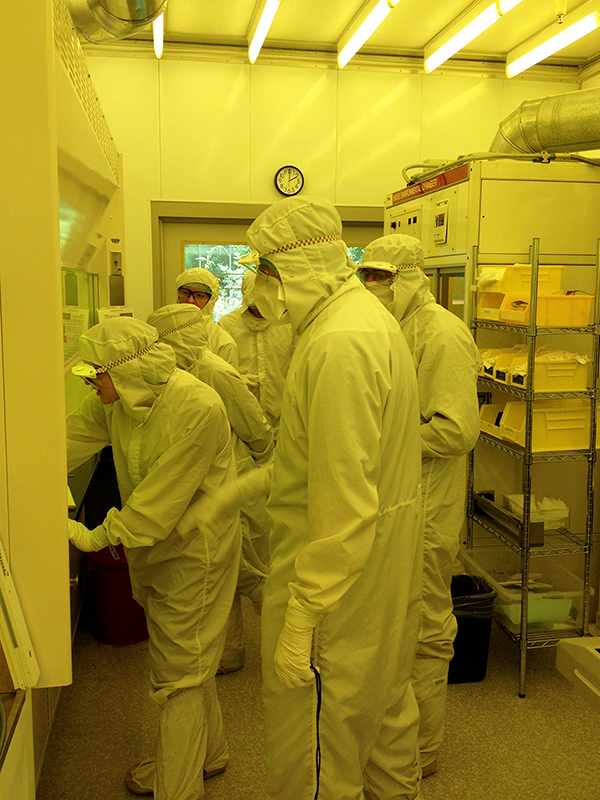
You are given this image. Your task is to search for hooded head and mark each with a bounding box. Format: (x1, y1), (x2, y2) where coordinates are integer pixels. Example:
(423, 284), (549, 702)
(77, 318), (176, 422)
(362, 233), (431, 320)
(245, 196), (355, 333)
(363, 234), (425, 269)
(147, 303), (208, 372)
(175, 267), (220, 317)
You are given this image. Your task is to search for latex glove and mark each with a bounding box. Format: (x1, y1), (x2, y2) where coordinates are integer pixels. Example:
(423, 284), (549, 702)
(68, 518), (109, 552)
(274, 596), (318, 689)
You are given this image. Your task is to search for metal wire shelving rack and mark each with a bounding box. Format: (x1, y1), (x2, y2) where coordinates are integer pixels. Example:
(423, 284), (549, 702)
(467, 238), (600, 697)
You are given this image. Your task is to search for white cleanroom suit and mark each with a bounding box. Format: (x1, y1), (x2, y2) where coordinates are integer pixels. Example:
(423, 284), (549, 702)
(246, 197), (424, 800)
(362, 234), (480, 777)
(219, 270), (294, 436)
(66, 318), (241, 800)
(147, 303), (274, 671)
(176, 266), (239, 368)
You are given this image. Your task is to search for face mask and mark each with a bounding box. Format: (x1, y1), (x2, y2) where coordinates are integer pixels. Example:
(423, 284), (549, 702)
(253, 276), (289, 325)
(366, 281), (394, 307)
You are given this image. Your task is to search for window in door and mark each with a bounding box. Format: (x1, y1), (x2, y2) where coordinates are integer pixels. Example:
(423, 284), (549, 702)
(183, 243), (251, 321)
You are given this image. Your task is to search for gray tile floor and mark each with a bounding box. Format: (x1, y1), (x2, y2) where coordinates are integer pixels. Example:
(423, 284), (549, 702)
(38, 600), (600, 800)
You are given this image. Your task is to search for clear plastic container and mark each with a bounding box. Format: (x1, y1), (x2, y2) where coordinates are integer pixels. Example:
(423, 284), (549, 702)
(461, 548), (590, 632)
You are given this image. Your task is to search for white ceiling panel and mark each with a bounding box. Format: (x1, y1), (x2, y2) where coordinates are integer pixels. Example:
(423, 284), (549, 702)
(126, 0), (600, 70)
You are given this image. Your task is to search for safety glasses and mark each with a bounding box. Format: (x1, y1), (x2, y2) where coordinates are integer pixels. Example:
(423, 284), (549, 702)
(256, 258), (282, 283)
(357, 268), (395, 285)
(71, 361), (106, 389)
(177, 287), (211, 303)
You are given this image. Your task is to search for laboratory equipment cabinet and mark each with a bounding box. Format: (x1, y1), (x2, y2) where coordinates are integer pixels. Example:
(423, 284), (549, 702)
(467, 238), (600, 697)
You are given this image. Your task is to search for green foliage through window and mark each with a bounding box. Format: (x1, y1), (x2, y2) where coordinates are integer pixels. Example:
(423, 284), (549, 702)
(184, 244), (251, 321)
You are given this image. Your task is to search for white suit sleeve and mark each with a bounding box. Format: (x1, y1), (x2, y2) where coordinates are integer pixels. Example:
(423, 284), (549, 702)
(66, 394), (112, 471)
(288, 331), (387, 620)
(419, 325), (480, 459)
(209, 369), (274, 465)
(90, 403), (231, 549)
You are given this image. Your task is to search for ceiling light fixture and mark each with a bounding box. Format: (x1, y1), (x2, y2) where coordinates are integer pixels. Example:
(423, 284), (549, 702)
(337, 0), (402, 69)
(506, 0), (600, 77)
(248, 0), (281, 64)
(153, 12), (164, 60)
(424, 0), (525, 73)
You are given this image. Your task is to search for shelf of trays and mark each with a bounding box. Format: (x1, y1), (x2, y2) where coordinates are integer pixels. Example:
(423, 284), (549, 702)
(469, 510), (589, 557)
(477, 375), (593, 402)
(477, 431), (593, 463)
(467, 237), (600, 696)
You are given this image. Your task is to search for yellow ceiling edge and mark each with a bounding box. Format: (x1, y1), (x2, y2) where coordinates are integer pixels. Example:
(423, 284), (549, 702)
(82, 39), (582, 83)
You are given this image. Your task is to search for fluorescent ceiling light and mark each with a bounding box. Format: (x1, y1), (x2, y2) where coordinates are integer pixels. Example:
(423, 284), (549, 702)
(153, 12), (164, 59)
(424, 0), (525, 74)
(507, 0), (600, 77)
(337, 0), (400, 69)
(248, 0), (281, 64)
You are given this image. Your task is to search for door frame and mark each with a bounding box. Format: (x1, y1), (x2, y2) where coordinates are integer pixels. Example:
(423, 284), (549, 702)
(151, 200), (383, 308)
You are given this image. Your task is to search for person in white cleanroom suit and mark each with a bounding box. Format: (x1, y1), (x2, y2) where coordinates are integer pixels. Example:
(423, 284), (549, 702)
(66, 318), (241, 800)
(245, 196), (424, 800)
(147, 303), (274, 672)
(176, 266), (239, 367)
(219, 270), (294, 437)
(360, 234), (480, 778)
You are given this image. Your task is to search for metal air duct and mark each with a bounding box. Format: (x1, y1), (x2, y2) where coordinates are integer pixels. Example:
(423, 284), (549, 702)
(68, 0), (167, 44)
(490, 87), (600, 155)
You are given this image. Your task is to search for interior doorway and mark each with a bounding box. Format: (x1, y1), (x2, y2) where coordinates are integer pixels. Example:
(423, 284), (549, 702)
(152, 201), (384, 314)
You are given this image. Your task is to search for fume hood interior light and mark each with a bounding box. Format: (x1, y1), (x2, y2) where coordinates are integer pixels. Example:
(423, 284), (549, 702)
(248, 0), (281, 64)
(337, 0), (393, 69)
(153, 13), (164, 59)
(424, 0), (525, 74)
(506, 1), (600, 77)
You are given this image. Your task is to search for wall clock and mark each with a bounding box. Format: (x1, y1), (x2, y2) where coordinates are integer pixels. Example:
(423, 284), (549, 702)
(275, 165), (304, 196)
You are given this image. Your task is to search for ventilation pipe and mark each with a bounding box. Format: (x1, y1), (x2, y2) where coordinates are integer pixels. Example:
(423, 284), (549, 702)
(68, 0), (167, 44)
(490, 87), (600, 154)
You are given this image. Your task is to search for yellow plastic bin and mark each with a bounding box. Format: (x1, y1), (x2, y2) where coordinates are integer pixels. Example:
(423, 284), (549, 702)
(499, 399), (591, 451)
(476, 292), (504, 321)
(478, 264), (563, 295)
(500, 293), (595, 327)
(510, 354), (590, 391)
(479, 403), (506, 438)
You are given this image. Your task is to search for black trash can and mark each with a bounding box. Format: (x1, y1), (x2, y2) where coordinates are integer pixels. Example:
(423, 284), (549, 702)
(448, 573), (497, 684)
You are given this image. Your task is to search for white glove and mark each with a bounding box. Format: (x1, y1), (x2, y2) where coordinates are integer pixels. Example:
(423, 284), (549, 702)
(68, 518), (109, 552)
(274, 596), (318, 689)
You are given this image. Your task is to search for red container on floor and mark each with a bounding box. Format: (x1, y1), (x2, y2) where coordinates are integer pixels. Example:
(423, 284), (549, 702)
(87, 544), (148, 646)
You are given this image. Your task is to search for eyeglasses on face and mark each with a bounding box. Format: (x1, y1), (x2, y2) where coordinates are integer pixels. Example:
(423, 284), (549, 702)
(357, 268), (395, 285)
(255, 258), (281, 283)
(178, 287), (211, 302)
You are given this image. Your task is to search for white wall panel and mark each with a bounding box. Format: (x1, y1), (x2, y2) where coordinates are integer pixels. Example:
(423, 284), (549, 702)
(86, 56), (161, 320)
(337, 71), (422, 206)
(250, 65), (337, 203)
(421, 75), (504, 161)
(499, 78), (580, 119)
(160, 61), (251, 201)
(84, 52), (588, 319)
(583, 73), (600, 89)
